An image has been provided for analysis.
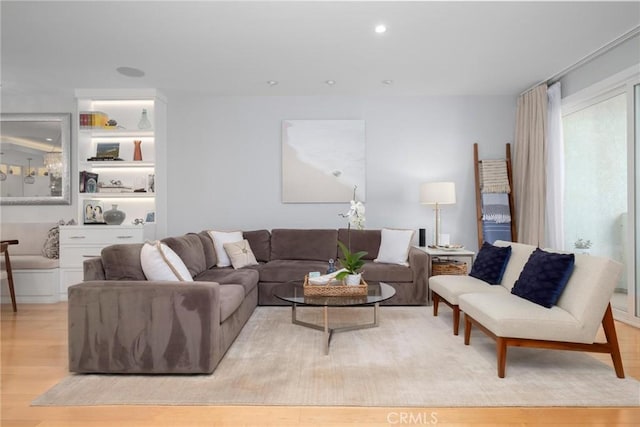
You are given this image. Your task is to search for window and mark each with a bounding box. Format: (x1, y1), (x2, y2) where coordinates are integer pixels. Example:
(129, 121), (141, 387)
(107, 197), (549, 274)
(562, 71), (638, 323)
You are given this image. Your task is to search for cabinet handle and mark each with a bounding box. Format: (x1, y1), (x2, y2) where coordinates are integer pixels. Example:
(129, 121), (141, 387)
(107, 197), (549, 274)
(83, 255), (99, 258)
(117, 235), (134, 239)
(69, 236), (86, 239)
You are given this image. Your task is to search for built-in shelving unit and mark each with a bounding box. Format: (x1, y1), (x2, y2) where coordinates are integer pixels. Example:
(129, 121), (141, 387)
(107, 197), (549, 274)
(74, 89), (167, 238)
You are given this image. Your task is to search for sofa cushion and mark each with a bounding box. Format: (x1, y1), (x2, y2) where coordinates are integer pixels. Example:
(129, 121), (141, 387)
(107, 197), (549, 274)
(511, 248), (575, 308)
(219, 284), (245, 323)
(140, 241), (194, 282)
(243, 229), (271, 262)
(555, 254), (622, 339)
(458, 292), (588, 343)
(101, 244), (146, 280)
(469, 242), (512, 285)
(493, 240), (537, 291)
(194, 268), (259, 296)
(162, 234), (207, 277)
(374, 228), (414, 266)
(1, 255), (59, 270)
(0, 222), (59, 255)
(208, 230), (243, 267)
(430, 274), (506, 305)
(270, 229), (337, 261)
(195, 231), (218, 269)
(258, 259), (331, 283)
(337, 228), (380, 260)
(360, 260), (412, 282)
(224, 240), (259, 269)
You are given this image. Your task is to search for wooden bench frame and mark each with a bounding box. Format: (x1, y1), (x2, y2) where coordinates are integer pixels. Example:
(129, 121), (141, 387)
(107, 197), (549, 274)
(432, 290), (462, 335)
(463, 303), (625, 378)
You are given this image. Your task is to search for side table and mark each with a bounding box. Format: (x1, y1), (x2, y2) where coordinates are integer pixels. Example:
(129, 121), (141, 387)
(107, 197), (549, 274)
(413, 246), (475, 305)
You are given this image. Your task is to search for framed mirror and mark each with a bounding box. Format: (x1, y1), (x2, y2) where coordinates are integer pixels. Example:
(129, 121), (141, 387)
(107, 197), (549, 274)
(0, 113), (71, 205)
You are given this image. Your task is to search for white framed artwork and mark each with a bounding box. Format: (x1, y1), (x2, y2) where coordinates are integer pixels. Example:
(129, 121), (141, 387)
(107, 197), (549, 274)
(282, 120), (365, 203)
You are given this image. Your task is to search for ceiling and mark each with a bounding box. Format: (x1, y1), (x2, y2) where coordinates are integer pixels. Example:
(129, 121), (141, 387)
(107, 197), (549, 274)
(1, 1), (639, 97)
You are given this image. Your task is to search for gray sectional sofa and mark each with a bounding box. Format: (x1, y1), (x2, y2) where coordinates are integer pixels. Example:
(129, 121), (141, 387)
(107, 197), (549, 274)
(68, 228), (428, 374)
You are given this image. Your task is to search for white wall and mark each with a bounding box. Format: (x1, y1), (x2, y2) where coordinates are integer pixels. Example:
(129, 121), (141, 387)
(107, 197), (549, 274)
(165, 94), (516, 251)
(1, 92), (515, 252)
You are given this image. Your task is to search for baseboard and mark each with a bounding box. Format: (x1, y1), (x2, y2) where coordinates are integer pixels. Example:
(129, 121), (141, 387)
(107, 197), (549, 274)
(0, 268), (59, 303)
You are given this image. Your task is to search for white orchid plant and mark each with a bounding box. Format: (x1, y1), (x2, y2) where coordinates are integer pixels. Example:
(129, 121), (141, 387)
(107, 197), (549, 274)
(339, 186), (365, 230)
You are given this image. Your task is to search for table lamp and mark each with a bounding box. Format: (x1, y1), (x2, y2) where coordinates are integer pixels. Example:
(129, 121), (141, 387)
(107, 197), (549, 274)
(420, 182), (456, 247)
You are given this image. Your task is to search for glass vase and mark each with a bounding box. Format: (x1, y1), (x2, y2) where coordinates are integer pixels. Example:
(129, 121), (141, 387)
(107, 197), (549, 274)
(137, 109), (151, 130)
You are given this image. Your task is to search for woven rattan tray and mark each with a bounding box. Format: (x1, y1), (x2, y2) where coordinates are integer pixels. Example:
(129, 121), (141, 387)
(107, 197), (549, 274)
(303, 275), (368, 297)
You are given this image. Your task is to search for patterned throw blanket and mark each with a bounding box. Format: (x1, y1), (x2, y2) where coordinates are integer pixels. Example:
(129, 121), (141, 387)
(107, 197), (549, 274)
(479, 160), (511, 193)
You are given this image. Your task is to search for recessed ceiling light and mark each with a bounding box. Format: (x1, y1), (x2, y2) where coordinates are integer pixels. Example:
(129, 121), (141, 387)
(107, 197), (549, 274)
(382, 80), (393, 85)
(116, 66), (145, 78)
(45, 137), (53, 141)
(267, 80), (278, 86)
(325, 80), (336, 86)
(375, 24), (387, 34)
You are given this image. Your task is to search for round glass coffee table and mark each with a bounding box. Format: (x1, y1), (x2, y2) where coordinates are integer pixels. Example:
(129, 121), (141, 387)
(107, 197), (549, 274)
(274, 281), (396, 354)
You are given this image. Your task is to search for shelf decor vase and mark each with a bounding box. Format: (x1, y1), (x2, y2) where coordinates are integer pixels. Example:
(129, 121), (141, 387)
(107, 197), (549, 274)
(137, 109), (151, 130)
(103, 204), (126, 225)
(133, 140), (143, 161)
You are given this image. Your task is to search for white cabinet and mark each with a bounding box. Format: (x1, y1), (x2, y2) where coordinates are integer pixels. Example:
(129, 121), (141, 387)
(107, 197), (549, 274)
(59, 225), (144, 300)
(75, 89), (167, 238)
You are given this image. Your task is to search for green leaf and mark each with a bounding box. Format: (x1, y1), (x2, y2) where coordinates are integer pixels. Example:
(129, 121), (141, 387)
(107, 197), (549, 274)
(336, 240), (368, 274)
(335, 271), (348, 280)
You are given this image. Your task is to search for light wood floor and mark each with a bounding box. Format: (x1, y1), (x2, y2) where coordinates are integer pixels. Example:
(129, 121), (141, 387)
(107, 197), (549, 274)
(2, 303), (639, 427)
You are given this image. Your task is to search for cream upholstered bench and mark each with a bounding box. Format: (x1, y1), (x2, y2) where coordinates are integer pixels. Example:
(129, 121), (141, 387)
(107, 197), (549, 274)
(430, 240), (532, 335)
(460, 249), (623, 378)
(0, 222), (60, 304)
(430, 239), (624, 378)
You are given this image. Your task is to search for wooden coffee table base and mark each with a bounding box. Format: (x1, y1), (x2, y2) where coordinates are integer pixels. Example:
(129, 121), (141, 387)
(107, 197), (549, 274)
(291, 303), (380, 355)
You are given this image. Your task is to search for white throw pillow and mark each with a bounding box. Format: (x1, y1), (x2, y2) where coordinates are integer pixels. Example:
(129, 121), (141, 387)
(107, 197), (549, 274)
(223, 239), (259, 269)
(140, 241), (193, 282)
(374, 228), (415, 266)
(207, 230), (243, 267)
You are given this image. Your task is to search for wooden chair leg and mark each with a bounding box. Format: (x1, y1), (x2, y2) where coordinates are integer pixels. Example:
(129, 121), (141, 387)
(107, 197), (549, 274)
(496, 337), (507, 378)
(464, 314), (472, 345)
(7, 274), (17, 312)
(432, 292), (440, 316)
(602, 303), (625, 378)
(453, 305), (460, 336)
(3, 249), (17, 312)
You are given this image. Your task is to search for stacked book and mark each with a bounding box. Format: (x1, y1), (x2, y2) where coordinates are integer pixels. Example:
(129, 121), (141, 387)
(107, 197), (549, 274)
(98, 185), (134, 193)
(79, 111), (108, 129)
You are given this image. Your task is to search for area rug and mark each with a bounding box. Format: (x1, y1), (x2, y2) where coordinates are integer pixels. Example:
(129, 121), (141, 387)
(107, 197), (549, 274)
(33, 306), (640, 407)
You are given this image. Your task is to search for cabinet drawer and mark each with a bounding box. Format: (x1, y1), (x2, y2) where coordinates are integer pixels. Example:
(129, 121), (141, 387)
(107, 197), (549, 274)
(60, 227), (144, 245)
(60, 246), (104, 268)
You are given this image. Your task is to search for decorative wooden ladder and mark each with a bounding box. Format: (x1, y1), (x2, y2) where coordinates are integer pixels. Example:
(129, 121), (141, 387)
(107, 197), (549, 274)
(473, 143), (517, 249)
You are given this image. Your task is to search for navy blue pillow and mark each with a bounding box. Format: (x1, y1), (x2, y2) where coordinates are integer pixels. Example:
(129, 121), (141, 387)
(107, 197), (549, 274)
(469, 242), (512, 285)
(511, 248), (575, 308)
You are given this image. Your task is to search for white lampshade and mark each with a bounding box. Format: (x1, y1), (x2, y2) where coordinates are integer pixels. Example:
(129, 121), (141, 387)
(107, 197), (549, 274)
(420, 182), (456, 205)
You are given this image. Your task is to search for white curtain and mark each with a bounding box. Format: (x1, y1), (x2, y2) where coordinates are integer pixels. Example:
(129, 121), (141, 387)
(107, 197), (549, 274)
(514, 84), (547, 246)
(545, 82), (565, 249)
